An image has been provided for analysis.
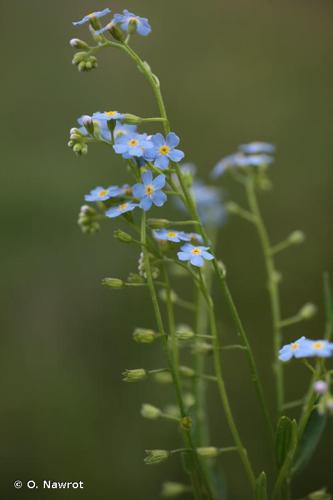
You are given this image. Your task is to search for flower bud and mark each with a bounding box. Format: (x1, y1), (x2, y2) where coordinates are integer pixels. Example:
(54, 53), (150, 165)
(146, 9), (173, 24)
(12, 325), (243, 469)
(122, 113), (142, 125)
(148, 218), (171, 228)
(122, 368), (147, 383)
(80, 115), (94, 134)
(191, 342), (212, 354)
(163, 404), (181, 418)
(299, 303), (317, 320)
(159, 289), (178, 303)
(144, 449), (169, 465)
(114, 229), (133, 243)
(133, 328), (157, 344)
(153, 372), (173, 384)
(141, 404), (161, 420)
(72, 51), (87, 65)
(70, 38), (89, 50)
(180, 416), (192, 430)
(161, 482), (189, 498)
(183, 392), (195, 408)
(176, 325), (195, 341)
(314, 380), (328, 395)
(197, 447), (220, 458)
(101, 21), (126, 42)
(179, 366), (195, 378)
(226, 201), (240, 214)
(288, 230), (305, 245)
(272, 270), (282, 284)
(102, 278), (124, 289)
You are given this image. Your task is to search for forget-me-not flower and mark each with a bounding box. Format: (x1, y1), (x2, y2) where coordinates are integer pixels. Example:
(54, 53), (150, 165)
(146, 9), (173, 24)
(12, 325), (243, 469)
(113, 122), (137, 140)
(93, 111), (124, 122)
(302, 339), (333, 358)
(114, 133), (154, 159)
(73, 8), (111, 27)
(113, 10), (152, 36)
(150, 133), (185, 170)
(133, 171), (167, 211)
(177, 244), (214, 268)
(212, 152), (274, 178)
(85, 186), (122, 202)
(278, 337), (309, 362)
(105, 201), (138, 218)
(239, 142), (276, 155)
(153, 229), (191, 243)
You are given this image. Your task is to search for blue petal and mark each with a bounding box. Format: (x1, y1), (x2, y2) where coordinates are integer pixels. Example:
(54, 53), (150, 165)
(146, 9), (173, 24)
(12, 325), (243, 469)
(191, 255), (204, 267)
(168, 149), (184, 163)
(177, 252), (190, 261)
(140, 197), (153, 211)
(142, 170), (153, 185)
(166, 132), (180, 148)
(151, 133), (165, 147)
(152, 190), (167, 207)
(202, 251), (214, 261)
(154, 155), (169, 170)
(133, 184), (145, 198)
(152, 174), (166, 190)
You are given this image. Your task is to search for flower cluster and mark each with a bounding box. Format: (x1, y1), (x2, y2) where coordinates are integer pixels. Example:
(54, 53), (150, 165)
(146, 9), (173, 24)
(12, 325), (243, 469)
(279, 337), (333, 362)
(212, 141), (275, 178)
(73, 8), (151, 37)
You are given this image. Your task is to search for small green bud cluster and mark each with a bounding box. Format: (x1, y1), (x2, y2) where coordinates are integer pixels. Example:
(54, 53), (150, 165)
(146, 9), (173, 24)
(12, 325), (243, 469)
(122, 368), (147, 383)
(78, 205), (100, 234)
(133, 328), (158, 344)
(144, 449), (169, 465)
(68, 127), (88, 156)
(72, 51), (97, 72)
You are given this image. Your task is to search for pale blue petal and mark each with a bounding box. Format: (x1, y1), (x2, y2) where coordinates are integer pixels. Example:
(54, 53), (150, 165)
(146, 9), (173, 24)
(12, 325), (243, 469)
(166, 132), (180, 148)
(168, 149), (184, 163)
(152, 174), (166, 190)
(155, 155), (169, 169)
(178, 252), (190, 261)
(142, 170), (153, 185)
(152, 190), (167, 207)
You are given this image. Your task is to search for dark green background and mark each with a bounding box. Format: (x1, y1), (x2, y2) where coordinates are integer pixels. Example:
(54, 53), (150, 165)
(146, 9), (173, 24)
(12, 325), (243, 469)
(1, 0), (333, 498)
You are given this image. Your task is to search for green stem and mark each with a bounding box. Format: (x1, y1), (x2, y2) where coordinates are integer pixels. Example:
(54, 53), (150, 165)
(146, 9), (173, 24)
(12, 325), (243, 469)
(140, 213), (207, 500)
(245, 175), (283, 418)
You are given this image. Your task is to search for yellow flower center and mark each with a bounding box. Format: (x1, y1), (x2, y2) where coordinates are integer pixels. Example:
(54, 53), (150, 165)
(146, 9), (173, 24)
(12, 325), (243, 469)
(191, 248), (202, 255)
(145, 184), (155, 195)
(119, 203), (129, 211)
(128, 139), (139, 147)
(312, 341), (324, 350)
(291, 342), (300, 351)
(98, 190), (108, 198)
(159, 145), (171, 155)
(106, 111), (117, 117)
(129, 17), (138, 24)
(167, 231), (177, 238)
(88, 12), (96, 17)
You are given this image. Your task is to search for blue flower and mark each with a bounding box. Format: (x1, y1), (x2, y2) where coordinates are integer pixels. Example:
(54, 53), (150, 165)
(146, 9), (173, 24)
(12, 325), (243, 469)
(133, 171), (167, 211)
(239, 142), (276, 155)
(150, 133), (185, 170)
(113, 122), (137, 140)
(92, 111), (124, 121)
(188, 233), (204, 244)
(212, 152), (274, 178)
(114, 133), (153, 159)
(73, 8), (111, 27)
(278, 337), (309, 362)
(105, 201), (138, 218)
(153, 229), (191, 243)
(302, 339), (333, 358)
(177, 244), (214, 268)
(85, 186), (122, 202)
(113, 10), (152, 36)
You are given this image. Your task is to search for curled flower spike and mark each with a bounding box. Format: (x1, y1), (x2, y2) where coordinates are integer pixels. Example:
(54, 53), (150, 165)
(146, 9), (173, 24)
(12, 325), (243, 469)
(114, 132), (153, 159)
(113, 10), (152, 36)
(239, 142), (276, 154)
(85, 186), (122, 202)
(105, 201), (139, 218)
(153, 229), (191, 243)
(72, 8), (111, 27)
(150, 133), (185, 170)
(177, 244), (214, 268)
(133, 171), (167, 211)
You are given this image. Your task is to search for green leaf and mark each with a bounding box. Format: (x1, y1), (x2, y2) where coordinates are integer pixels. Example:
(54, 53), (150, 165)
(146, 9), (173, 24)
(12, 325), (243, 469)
(272, 419), (298, 500)
(293, 409), (327, 475)
(255, 472), (268, 500)
(275, 416), (295, 468)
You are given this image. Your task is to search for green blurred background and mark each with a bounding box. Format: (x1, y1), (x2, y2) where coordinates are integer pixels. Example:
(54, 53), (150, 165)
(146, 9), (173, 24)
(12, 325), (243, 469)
(1, 0), (333, 498)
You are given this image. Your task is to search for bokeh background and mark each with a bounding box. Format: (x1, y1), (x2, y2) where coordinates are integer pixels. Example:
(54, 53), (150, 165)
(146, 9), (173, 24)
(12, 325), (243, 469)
(1, 0), (333, 498)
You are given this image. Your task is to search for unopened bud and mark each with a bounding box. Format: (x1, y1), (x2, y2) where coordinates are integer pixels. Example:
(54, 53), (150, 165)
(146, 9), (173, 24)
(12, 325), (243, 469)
(133, 328), (157, 344)
(161, 482), (189, 498)
(148, 218), (170, 228)
(180, 416), (192, 430)
(192, 342), (212, 354)
(288, 230), (305, 245)
(144, 449), (169, 465)
(102, 278), (124, 289)
(122, 368), (147, 383)
(114, 229), (133, 243)
(272, 270), (282, 284)
(176, 325), (195, 341)
(159, 289), (178, 303)
(197, 447), (220, 458)
(141, 404), (161, 420)
(122, 113), (142, 125)
(299, 303), (317, 320)
(183, 392), (195, 408)
(314, 380), (328, 395)
(153, 372), (173, 384)
(70, 38), (89, 50)
(226, 201), (240, 214)
(179, 366), (195, 378)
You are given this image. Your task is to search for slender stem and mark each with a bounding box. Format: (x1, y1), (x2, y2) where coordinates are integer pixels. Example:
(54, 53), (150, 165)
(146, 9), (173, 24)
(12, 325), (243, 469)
(198, 271), (256, 492)
(140, 213), (207, 500)
(245, 175), (284, 418)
